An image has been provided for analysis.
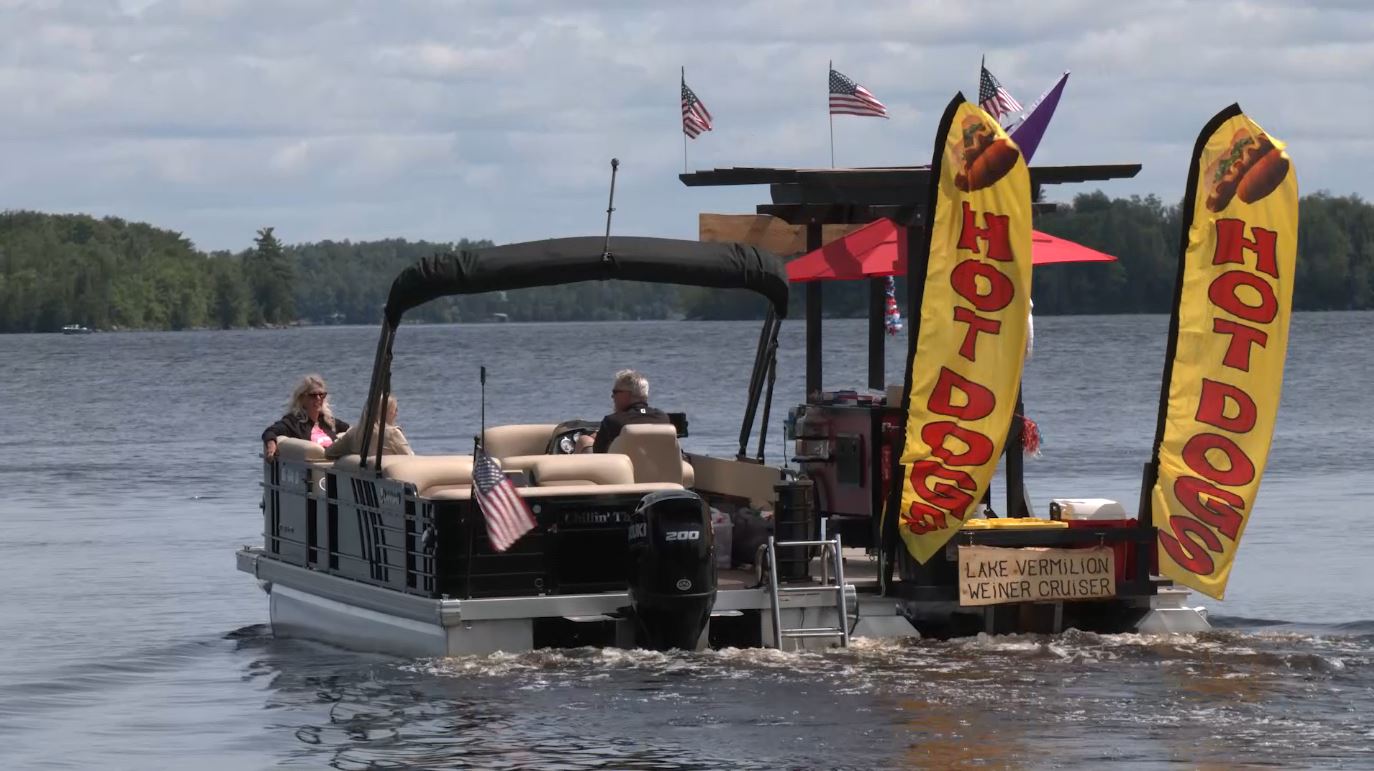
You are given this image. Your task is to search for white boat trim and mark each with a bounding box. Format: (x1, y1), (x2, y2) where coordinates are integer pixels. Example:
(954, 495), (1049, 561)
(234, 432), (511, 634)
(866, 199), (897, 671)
(239, 545), (921, 655)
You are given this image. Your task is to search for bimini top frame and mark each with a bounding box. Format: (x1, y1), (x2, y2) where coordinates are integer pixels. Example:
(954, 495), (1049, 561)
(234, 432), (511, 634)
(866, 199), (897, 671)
(358, 235), (791, 468)
(384, 236), (789, 325)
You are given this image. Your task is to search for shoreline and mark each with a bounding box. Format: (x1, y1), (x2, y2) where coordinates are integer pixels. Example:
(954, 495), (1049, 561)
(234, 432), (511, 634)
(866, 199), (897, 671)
(8, 308), (1371, 335)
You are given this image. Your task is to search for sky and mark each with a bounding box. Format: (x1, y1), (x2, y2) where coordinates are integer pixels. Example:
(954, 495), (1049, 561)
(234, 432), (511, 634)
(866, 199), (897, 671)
(1, 0), (1370, 253)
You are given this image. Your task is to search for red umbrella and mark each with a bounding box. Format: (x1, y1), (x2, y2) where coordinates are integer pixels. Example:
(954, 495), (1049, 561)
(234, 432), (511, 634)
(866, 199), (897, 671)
(786, 218), (1116, 282)
(1029, 229), (1116, 265)
(785, 218), (904, 282)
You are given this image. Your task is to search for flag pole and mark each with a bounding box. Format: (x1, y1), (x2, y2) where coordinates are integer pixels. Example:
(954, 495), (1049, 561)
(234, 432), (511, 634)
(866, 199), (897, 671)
(682, 66), (688, 174)
(828, 60), (835, 168)
(467, 364), (487, 598)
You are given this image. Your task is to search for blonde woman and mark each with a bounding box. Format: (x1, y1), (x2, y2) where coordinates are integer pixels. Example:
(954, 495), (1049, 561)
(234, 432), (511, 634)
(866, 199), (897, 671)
(326, 394), (414, 460)
(262, 374), (350, 461)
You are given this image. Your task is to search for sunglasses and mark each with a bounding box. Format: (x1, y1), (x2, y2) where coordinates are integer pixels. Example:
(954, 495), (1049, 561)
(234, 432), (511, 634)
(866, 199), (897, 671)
(306, 391), (328, 399)
(612, 388), (630, 395)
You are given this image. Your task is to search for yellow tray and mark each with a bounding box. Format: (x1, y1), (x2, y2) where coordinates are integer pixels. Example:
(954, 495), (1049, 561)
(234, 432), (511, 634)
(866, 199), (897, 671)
(961, 517), (1068, 530)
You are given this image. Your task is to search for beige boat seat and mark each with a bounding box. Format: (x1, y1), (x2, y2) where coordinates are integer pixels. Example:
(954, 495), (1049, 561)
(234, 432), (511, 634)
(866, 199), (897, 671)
(496, 454), (545, 474)
(331, 453), (412, 474)
(529, 454), (635, 487)
(382, 455), (475, 491)
(607, 424), (695, 486)
(274, 436), (329, 464)
(482, 424), (557, 458)
(329, 453), (476, 491)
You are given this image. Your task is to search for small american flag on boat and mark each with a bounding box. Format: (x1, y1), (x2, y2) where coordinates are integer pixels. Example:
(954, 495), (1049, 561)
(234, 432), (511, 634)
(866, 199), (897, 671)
(473, 445), (535, 552)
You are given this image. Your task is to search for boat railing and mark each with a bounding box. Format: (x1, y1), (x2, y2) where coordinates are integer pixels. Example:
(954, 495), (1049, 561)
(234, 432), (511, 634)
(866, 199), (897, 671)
(260, 456), (655, 601)
(261, 456), (441, 596)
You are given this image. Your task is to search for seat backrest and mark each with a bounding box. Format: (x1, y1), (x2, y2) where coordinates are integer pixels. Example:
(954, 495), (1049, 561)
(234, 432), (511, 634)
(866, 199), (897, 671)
(331, 453), (410, 474)
(482, 424), (557, 458)
(382, 455), (476, 491)
(275, 436), (327, 463)
(529, 454), (634, 487)
(607, 423), (688, 485)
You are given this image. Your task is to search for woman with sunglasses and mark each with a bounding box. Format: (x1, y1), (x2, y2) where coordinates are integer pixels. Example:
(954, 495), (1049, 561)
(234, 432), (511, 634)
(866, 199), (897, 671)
(261, 374), (351, 461)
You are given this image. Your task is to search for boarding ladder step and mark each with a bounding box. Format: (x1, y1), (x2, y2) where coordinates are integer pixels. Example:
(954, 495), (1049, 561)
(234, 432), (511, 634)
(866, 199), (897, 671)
(764, 533), (852, 649)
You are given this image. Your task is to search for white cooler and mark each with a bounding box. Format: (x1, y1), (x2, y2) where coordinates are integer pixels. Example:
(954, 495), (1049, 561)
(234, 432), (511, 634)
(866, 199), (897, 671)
(1050, 498), (1128, 521)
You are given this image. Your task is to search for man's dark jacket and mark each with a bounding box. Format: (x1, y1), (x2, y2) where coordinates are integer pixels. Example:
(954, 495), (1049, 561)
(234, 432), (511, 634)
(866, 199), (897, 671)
(592, 401), (669, 453)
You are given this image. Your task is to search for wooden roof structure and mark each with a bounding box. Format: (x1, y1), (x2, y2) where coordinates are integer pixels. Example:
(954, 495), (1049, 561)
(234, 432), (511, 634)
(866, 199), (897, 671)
(680, 163), (1142, 226)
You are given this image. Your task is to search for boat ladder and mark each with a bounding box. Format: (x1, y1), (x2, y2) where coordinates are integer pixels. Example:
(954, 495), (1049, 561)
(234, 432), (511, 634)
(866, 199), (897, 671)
(764, 533), (852, 649)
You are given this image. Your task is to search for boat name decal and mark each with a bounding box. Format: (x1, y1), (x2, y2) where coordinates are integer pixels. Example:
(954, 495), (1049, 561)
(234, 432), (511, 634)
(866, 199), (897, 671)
(562, 509), (630, 526)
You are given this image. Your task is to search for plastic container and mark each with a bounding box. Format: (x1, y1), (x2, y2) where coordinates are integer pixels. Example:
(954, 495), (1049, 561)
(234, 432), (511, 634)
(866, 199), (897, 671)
(709, 508), (733, 570)
(1064, 518), (1147, 582)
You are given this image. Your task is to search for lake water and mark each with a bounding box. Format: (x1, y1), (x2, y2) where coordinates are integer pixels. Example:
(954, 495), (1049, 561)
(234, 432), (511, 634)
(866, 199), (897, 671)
(1, 313), (1371, 769)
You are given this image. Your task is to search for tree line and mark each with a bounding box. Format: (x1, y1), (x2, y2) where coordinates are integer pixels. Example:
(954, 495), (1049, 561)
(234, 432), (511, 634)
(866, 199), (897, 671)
(0, 190), (1370, 333)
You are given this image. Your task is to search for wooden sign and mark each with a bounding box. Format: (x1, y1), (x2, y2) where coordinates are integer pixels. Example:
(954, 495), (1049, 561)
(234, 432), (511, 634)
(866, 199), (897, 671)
(958, 545), (1115, 606)
(699, 214), (863, 257)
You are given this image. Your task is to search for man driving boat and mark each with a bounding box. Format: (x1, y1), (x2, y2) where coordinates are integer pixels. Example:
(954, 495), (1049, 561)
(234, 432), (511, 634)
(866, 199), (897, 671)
(577, 369), (670, 453)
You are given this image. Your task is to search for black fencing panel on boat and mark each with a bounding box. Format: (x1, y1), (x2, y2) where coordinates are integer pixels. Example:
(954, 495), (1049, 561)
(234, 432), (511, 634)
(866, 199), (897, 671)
(434, 493), (644, 599)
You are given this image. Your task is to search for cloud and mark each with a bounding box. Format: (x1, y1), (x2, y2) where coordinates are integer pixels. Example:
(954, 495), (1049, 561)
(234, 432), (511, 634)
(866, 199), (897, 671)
(0, 0), (1367, 252)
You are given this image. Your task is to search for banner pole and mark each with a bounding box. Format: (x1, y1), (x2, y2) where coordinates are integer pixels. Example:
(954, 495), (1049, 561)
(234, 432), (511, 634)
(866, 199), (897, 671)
(828, 60), (835, 167)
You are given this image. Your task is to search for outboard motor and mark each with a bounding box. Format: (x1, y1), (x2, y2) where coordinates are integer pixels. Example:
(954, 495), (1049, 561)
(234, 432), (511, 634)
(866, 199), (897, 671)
(627, 490), (717, 650)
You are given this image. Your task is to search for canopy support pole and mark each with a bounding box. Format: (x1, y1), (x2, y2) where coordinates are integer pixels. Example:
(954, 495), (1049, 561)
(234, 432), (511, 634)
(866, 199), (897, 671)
(754, 321), (780, 463)
(358, 324), (393, 471)
(1005, 387), (1029, 518)
(867, 277), (885, 391)
(804, 223), (823, 398)
(738, 309), (778, 461)
(880, 224), (927, 592)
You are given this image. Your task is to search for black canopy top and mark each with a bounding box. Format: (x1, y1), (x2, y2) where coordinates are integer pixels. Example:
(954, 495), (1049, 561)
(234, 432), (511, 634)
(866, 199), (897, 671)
(383, 235), (790, 325)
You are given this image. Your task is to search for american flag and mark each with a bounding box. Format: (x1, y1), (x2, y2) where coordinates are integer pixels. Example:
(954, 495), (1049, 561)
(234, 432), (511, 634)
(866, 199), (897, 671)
(829, 68), (887, 118)
(681, 81), (713, 138)
(472, 445), (535, 552)
(978, 65), (1023, 122)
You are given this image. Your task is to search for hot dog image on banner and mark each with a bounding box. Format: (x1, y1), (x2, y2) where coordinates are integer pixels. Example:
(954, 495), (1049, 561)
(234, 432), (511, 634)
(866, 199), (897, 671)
(1147, 104), (1298, 599)
(894, 94), (1032, 564)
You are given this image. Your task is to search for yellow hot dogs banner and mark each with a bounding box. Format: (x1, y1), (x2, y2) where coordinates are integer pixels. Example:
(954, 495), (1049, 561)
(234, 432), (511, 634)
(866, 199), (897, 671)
(1150, 104), (1298, 599)
(896, 95), (1032, 564)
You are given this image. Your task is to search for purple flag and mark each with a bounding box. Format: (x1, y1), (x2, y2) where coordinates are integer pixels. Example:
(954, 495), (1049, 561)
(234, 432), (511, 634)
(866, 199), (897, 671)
(1009, 71), (1070, 163)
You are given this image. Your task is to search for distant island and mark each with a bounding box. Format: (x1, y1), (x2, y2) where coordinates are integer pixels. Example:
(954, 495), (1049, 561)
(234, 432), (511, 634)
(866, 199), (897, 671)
(0, 190), (1369, 333)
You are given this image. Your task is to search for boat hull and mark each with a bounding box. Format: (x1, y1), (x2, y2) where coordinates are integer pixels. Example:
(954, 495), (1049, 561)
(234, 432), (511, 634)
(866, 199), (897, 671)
(239, 545), (1206, 656)
(239, 546), (925, 655)
(247, 451), (1207, 657)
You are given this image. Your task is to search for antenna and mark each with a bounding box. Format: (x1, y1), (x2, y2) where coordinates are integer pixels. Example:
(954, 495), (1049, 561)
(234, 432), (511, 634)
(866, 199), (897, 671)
(602, 158), (619, 263)
(476, 366), (487, 454)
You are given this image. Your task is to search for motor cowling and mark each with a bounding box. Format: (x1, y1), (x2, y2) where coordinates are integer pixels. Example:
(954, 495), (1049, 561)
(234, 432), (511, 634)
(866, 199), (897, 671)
(627, 490), (717, 650)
